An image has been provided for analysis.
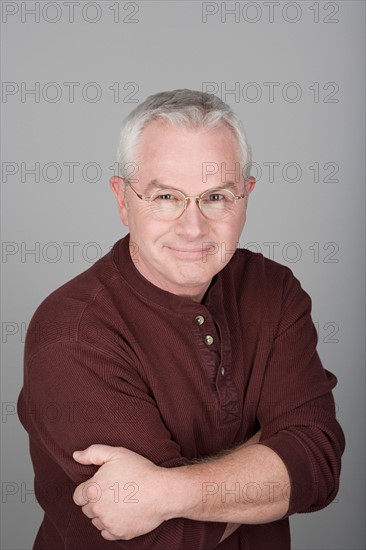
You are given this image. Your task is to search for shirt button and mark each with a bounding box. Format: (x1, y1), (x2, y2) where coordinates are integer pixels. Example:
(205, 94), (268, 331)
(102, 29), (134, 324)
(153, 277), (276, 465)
(221, 367), (225, 376)
(195, 315), (205, 326)
(204, 335), (214, 346)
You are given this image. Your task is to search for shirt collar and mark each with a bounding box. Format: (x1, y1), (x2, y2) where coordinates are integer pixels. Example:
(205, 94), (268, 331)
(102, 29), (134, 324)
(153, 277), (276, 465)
(112, 234), (225, 316)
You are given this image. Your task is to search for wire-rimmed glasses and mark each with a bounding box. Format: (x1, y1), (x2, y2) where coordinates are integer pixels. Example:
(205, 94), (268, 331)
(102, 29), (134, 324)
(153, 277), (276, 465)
(127, 182), (246, 221)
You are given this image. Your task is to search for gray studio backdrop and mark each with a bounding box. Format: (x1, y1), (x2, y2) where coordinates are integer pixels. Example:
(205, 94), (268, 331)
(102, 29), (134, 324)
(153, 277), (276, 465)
(1, 1), (365, 549)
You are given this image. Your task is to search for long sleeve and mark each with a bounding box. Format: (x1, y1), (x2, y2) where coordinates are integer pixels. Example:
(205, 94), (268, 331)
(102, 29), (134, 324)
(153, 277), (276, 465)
(256, 272), (345, 516)
(19, 340), (227, 549)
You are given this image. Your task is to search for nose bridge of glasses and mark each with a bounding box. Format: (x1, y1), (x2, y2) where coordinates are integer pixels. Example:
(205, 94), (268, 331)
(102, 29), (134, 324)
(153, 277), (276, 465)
(181, 194), (200, 209)
(176, 194), (205, 221)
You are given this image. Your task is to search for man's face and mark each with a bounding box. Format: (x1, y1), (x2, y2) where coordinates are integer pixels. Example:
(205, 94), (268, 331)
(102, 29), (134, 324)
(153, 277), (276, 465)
(110, 121), (255, 301)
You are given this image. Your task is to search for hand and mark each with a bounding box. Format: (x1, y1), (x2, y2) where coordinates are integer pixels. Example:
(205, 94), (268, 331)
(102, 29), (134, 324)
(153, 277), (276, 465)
(73, 445), (167, 541)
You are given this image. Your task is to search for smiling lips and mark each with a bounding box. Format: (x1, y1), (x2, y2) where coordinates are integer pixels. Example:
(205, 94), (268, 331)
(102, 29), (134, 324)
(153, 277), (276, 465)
(166, 244), (217, 261)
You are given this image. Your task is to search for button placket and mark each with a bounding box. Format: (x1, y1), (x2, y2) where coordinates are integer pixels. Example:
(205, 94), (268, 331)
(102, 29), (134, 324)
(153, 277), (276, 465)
(193, 314), (216, 347)
(190, 310), (221, 385)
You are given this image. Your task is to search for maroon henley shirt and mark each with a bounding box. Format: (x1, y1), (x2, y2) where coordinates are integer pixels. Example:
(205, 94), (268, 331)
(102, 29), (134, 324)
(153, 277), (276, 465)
(18, 234), (345, 549)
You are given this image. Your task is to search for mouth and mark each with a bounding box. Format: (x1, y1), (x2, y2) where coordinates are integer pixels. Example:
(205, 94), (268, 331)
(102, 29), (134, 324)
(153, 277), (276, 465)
(166, 246), (208, 260)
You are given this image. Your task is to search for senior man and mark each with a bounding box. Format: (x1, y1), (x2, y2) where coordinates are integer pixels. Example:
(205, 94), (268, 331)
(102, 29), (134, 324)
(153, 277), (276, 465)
(18, 89), (344, 549)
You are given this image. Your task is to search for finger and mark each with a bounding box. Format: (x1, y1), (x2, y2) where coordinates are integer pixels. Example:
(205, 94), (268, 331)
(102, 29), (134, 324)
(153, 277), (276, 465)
(81, 504), (97, 519)
(73, 481), (101, 506)
(73, 483), (88, 506)
(73, 444), (115, 466)
(101, 530), (121, 541)
(91, 517), (105, 531)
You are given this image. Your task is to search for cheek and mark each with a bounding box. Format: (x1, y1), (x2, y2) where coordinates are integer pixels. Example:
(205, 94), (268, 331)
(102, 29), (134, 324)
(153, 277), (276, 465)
(127, 204), (154, 232)
(215, 221), (245, 257)
(220, 217), (245, 241)
(135, 216), (173, 246)
(231, 211), (247, 237)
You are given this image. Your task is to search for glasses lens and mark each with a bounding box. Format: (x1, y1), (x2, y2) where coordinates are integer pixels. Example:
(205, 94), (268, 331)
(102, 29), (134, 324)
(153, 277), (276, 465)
(150, 189), (185, 220)
(200, 189), (236, 219)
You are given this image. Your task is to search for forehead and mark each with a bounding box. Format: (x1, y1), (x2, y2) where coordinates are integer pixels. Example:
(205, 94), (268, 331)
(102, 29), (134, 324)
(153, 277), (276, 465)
(136, 120), (241, 169)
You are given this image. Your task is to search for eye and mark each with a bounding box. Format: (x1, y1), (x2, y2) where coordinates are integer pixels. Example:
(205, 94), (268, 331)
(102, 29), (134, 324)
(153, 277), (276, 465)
(207, 193), (225, 202)
(154, 193), (177, 201)
(202, 192), (227, 204)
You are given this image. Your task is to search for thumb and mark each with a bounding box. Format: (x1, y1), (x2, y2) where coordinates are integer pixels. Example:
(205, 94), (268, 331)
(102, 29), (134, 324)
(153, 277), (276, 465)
(73, 444), (115, 465)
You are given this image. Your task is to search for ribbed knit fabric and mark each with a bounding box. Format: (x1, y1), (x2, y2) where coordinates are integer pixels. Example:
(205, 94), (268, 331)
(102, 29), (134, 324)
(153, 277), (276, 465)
(18, 234), (345, 549)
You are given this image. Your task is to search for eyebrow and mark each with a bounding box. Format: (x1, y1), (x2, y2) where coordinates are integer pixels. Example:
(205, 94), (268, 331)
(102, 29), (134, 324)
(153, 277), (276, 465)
(143, 179), (238, 195)
(144, 179), (166, 194)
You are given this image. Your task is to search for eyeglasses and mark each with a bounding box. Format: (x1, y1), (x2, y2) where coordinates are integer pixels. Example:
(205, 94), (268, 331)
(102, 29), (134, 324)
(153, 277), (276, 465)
(126, 182), (247, 221)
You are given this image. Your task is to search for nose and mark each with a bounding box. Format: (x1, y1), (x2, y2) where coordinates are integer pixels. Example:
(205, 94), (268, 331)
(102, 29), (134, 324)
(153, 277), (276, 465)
(174, 197), (208, 239)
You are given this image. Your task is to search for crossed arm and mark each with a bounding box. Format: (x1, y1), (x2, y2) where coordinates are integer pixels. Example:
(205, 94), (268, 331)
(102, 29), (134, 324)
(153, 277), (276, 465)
(72, 429), (290, 542)
(20, 272), (344, 548)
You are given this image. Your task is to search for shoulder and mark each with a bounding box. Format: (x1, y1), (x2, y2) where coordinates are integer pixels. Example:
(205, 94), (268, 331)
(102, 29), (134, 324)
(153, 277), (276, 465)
(229, 248), (300, 291)
(223, 248), (309, 318)
(24, 240), (124, 358)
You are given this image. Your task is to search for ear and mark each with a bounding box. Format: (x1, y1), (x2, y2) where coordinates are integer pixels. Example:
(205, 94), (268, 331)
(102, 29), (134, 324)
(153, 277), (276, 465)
(110, 176), (129, 226)
(246, 176), (256, 195)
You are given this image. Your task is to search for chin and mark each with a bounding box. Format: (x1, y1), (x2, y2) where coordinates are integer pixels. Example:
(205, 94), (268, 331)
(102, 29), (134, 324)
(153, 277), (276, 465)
(175, 265), (214, 285)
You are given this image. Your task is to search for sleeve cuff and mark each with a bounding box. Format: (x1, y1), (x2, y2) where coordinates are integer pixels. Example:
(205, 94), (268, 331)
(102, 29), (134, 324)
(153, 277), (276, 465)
(258, 431), (316, 517)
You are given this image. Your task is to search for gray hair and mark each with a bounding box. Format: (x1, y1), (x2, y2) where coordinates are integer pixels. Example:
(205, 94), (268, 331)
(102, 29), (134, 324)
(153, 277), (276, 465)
(116, 89), (251, 182)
